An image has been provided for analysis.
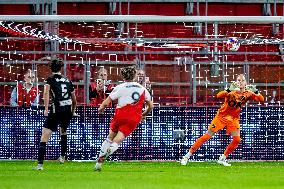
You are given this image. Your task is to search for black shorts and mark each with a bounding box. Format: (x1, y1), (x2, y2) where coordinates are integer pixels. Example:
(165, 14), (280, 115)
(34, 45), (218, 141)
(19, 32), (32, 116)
(43, 112), (72, 132)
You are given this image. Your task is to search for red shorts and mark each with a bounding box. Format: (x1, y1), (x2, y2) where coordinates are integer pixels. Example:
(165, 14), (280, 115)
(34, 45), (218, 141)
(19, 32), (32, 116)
(110, 118), (139, 137)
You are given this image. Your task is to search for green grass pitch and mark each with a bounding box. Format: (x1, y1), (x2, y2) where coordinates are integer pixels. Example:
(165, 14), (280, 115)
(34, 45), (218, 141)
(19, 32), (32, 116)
(0, 161), (283, 189)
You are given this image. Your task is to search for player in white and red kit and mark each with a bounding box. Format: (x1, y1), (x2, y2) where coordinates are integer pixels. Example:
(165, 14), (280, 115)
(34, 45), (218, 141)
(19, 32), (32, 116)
(95, 66), (154, 171)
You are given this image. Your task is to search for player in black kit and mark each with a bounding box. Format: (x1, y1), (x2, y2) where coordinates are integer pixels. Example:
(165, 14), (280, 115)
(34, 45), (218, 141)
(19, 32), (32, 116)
(34, 58), (77, 170)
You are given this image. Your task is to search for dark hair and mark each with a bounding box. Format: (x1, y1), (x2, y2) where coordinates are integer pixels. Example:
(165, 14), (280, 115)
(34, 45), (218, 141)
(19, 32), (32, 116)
(49, 58), (63, 72)
(120, 66), (136, 81)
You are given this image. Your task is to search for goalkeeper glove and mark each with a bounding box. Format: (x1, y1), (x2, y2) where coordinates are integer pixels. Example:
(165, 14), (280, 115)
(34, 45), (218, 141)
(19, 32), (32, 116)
(245, 84), (259, 94)
(226, 82), (240, 92)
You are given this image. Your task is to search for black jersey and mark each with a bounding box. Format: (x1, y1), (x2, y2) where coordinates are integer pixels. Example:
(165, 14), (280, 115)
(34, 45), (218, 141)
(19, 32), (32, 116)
(46, 74), (74, 113)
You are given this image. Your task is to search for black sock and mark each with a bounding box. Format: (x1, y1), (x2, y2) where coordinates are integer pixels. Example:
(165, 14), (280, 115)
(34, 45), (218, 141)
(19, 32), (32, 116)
(38, 142), (46, 164)
(60, 135), (67, 157)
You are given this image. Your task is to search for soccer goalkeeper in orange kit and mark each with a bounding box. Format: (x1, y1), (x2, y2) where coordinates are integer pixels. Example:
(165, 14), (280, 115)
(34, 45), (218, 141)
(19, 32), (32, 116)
(181, 74), (264, 166)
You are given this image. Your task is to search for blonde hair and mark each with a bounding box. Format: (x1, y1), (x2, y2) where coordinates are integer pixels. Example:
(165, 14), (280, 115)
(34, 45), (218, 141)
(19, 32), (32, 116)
(238, 74), (245, 78)
(98, 68), (107, 74)
(237, 74), (246, 81)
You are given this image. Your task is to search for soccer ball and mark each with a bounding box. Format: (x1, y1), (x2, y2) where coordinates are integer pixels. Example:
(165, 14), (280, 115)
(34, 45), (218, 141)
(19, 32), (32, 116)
(226, 37), (240, 51)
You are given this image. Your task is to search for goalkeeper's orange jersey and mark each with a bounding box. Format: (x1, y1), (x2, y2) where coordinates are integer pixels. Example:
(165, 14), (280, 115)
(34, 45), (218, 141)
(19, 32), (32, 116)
(216, 90), (264, 120)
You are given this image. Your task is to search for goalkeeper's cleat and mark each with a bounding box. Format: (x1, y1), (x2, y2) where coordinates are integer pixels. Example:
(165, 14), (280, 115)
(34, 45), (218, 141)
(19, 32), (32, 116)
(180, 156), (189, 166)
(58, 156), (65, 164)
(94, 162), (102, 171)
(217, 155), (231, 167)
(33, 164), (43, 170)
(229, 82), (240, 92)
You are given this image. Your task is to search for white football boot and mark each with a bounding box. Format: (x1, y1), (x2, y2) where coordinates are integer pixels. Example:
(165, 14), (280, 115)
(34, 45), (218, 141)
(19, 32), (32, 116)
(58, 156), (65, 164)
(217, 155), (231, 166)
(180, 156), (189, 166)
(94, 162), (102, 171)
(94, 155), (106, 171)
(33, 164), (43, 170)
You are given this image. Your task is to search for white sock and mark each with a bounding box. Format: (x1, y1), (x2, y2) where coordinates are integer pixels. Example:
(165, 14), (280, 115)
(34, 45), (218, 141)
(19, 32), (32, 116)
(220, 154), (227, 160)
(99, 138), (112, 157)
(184, 152), (192, 159)
(106, 142), (119, 157)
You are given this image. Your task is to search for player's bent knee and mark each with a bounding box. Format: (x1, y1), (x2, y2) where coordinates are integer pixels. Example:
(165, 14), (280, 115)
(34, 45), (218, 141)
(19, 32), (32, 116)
(112, 137), (125, 144)
(41, 135), (50, 142)
(41, 128), (52, 142)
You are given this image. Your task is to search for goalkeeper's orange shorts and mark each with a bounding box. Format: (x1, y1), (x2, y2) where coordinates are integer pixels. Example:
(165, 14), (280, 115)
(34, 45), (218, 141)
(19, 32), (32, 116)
(208, 115), (240, 135)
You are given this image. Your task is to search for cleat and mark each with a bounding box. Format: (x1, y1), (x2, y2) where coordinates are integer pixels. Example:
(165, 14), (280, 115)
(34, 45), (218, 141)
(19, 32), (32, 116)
(33, 164), (43, 170)
(94, 156), (106, 171)
(94, 162), (102, 171)
(180, 156), (189, 166)
(58, 156), (65, 164)
(217, 155), (231, 167)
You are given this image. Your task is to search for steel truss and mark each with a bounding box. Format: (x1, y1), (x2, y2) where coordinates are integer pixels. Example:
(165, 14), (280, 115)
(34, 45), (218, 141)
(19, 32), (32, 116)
(0, 2), (282, 105)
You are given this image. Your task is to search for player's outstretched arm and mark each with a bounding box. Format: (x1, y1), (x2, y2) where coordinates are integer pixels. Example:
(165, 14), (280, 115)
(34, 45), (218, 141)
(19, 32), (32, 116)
(71, 91), (77, 116)
(141, 100), (154, 122)
(98, 96), (112, 114)
(254, 93), (265, 102)
(245, 84), (258, 93)
(43, 84), (50, 116)
(245, 84), (264, 102)
(217, 91), (229, 98)
(217, 82), (241, 98)
(228, 82), (240, 92)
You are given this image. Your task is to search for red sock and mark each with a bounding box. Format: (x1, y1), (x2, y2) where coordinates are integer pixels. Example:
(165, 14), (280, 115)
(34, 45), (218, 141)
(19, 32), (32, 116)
(189, 134), (211, 154)
(224, 136), (241, 157)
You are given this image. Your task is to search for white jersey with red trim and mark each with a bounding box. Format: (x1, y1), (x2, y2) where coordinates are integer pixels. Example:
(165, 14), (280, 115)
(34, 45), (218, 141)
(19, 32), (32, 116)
(109, 82), (151, 108)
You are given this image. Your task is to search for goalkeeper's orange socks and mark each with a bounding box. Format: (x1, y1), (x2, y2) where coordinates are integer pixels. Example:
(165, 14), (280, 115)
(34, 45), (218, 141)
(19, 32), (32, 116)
(189, 133), (211, 154)
(186, 134), (240, 160)
(224, 136), (241, 157)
